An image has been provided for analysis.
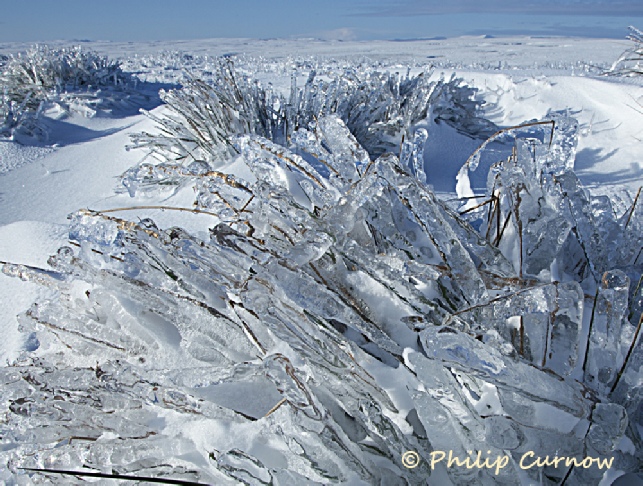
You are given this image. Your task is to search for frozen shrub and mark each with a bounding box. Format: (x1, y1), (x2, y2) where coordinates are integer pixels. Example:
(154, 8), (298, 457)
(2, 54), (642, 484)
(289, 69), (495, 158)
(4, 109), (642, 484)
(130, 59), (495, 166)
(0, 45), (130, 139)
(131, 61), (283, 164)
(609, 26), (643, 76)
(1, 45), (126, 109)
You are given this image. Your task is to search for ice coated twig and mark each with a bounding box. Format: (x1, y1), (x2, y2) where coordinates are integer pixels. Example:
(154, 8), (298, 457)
(93, 205), (221, 218)
(19, 468), (208, 485)
(610, 312), (643, 394)
(624, 186), (641, 230)
(462, 120), (555, 173)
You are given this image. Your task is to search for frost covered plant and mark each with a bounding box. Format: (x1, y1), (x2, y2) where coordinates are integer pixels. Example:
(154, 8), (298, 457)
(0, 45), (129, 139)
(131, 61), (284, 164)
(1, 45), (126, 107)
(609, 26), (643, 76)
(130, 59), (495, 166)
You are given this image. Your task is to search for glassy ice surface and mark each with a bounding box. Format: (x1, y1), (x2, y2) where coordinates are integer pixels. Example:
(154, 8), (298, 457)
(1, 55), (642, 485)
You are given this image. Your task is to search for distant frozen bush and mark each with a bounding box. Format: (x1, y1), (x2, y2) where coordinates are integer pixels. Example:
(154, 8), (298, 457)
(0, 45), (130, 140)
(1, 45), (126, 106)
(121, 50), (219, 85)
(609, 26), (643, 76)
(130, 59), (495, 166)
(290, 68), (495, 157)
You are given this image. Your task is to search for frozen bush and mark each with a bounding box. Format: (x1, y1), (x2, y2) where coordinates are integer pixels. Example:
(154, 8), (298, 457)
(130, 59), (495, 166)
(3, 108), (642, 484)
(131, 61), (284, 164)
(2, 51), (642, 484)
(1, 45), (126, 109)
(609, 26), (643, 76)
(0, 45), (130, 139)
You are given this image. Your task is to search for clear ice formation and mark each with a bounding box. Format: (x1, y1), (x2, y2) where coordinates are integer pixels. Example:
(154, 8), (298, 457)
(1, 60), (642, 485)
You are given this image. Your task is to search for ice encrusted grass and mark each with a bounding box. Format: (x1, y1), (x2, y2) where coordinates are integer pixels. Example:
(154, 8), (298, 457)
(0, 45), (131, 141)
(609, 26), (643, 77)
(128, 58), (496, 168)
(0, 46), (641, 486)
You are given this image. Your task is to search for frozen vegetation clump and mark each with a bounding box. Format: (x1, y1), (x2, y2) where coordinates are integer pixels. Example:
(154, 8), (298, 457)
(129, 59), (495, 167)
(1, 59), (642, 485)
(609, 26), (643, 76)
(120, 50), (224, 85)
(0, 45), (134, 141)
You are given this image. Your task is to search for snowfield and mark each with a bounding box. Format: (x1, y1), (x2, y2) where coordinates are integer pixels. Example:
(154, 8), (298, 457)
(0, 35), (642, 485)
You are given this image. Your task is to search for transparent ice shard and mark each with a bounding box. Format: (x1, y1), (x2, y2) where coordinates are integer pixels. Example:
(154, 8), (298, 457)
(438, 202), (517, 282)
(563, 404), (629, 485)
(291, 115), (368, 187)
(543, 110), (579, 174)
(609, 322), (643, 459)
(453, 282), (583, 374)
(400, 127), (428, 185)
(410, 353), (522, 485)
(617, 188), (643, 291)
(584, 270), (630, 394)
(68, 209), (125, 247)
(120, 161), (186, 197)
(546, 282), (585, 376)
(556, 171), (610, 280)
(418, 326), (591, 417)
(586, 403), (628, 455)
(484, 136), (572, 278)
(370, 153), (488, 304)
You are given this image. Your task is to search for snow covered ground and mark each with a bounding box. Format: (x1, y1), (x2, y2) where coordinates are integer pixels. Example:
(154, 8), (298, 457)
(0, 36), (642, 485)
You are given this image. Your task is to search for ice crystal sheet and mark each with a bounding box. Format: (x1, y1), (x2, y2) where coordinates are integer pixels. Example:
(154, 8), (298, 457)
(1, 62), (642, 485)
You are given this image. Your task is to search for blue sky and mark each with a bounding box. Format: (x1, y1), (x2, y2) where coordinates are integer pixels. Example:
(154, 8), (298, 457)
(0, 0), (641, 42)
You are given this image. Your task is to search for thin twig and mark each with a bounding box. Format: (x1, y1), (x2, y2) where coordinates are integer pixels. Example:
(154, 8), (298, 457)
(624, 186), (641, 230)
(19, 468), (207, 485)
(239, 194), (255, 213)
(93, 205), (220, 218)
(494, 210), (513, 247)
(459, 197), (494, 216)
(610, 312), (643, 395)
(26, 310), (127, 352)
(581, 290), (599, 378)
(263, 397), (288, 418)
